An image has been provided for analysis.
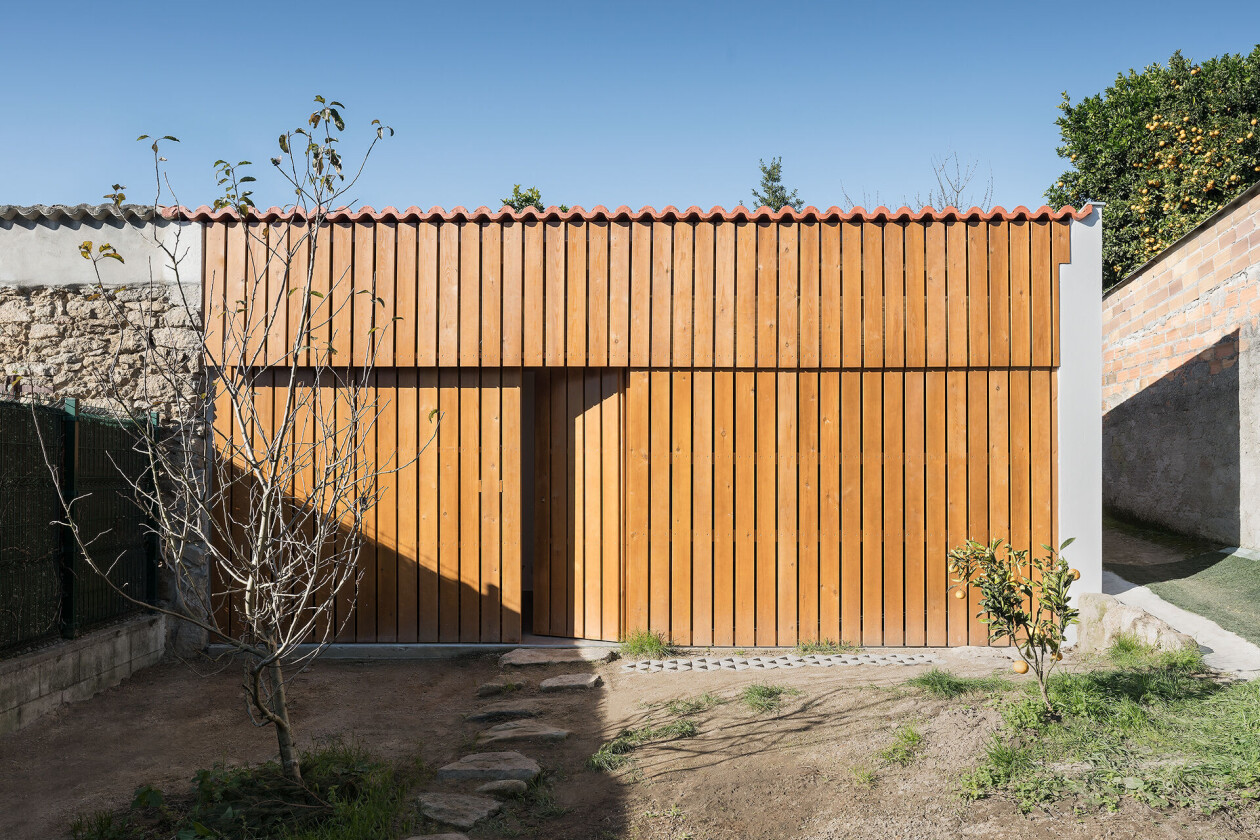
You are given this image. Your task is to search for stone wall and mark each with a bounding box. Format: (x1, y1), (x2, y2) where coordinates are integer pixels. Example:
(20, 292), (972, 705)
(1102, 183), (1260, 544)
(0, 208), (210, 654)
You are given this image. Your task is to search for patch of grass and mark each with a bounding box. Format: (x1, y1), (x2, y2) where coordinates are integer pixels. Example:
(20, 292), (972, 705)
(794, 639), (858, 655)
(851, 766), (877, 788)
(619, 629), (678, 659)
(876, 725), (924, 766)
(964, 637), (1260, 814)
(906, 667), (1010, 699)
(588, 719), (700, 772)
(68, 742), (419, 840)
(738, 683), (801, 714)
(663, 692), (724, 717)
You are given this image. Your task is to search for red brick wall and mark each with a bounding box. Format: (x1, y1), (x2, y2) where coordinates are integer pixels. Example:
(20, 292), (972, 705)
(1103, 185), (1260, 413)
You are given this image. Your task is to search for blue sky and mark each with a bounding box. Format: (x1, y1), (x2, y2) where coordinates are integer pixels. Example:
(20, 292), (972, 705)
(3, 2), (1258, 212)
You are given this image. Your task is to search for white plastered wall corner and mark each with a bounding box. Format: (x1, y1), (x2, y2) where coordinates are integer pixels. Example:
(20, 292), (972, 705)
(1059, 206), (1104, 600)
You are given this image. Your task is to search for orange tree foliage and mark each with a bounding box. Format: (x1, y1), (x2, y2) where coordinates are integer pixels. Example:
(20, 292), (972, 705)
(1046, 48), (1260, 289)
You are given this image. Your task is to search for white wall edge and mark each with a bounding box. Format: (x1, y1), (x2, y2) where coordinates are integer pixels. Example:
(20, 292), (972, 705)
(1060, 206), (1104, 600)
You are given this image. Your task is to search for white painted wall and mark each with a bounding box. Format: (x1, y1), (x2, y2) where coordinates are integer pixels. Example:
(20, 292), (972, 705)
(1059, 206), (1104, 599)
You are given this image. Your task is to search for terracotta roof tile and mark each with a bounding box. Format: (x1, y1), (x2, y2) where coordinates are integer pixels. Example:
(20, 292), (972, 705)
(166, 204), (1095, 223)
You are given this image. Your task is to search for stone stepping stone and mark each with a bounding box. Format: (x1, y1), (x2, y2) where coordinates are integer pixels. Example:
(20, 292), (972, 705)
(499, 647), (615, 666)
(465, 703), (540, 723)
(403, 834), (469, 840)
(417, 792), (501, 830)
(476, 719), (570, 745)
(436, 751), (541, 782)
(540, 673), (603, 692)
(476, 680), (525, 697)
(477, 779), (529, 797)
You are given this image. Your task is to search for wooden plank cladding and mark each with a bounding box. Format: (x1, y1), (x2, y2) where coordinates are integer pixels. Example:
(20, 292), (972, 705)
(622, 368), (1056, 647)
(200, 211), (1078, 371)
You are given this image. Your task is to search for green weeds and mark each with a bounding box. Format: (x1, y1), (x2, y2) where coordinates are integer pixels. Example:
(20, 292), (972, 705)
(738, 683), (801, 714)
(619, 630), (678, 659)
(905, 667), (1010, 699)
(876, 725), (924, 766)
(588, 720), (699, 772)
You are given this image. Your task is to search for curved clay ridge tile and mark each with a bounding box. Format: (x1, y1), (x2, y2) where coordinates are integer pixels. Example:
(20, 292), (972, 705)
(166, 203), (1095, 223)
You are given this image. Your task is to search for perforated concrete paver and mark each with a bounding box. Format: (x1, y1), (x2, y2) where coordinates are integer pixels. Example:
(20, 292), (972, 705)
(621, 651), (939, 674)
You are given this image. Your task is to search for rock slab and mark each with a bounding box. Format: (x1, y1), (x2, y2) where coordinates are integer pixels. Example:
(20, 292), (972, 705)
(540, 673), (603, 692)
(466, 703), (540, 723)
(436, 751), (541, 782)
(1076, 592), (1197, 653)
(403, 834), (469, 840)
(417, 793), (501, 829)
(476, 719), (570, 745)
(477, 779), (529, 797)
(499, 647), (615, 666)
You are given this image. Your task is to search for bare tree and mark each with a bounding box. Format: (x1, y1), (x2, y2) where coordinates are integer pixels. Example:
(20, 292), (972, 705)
(38, 97), (425, 783)
(913, 151), (994, 210)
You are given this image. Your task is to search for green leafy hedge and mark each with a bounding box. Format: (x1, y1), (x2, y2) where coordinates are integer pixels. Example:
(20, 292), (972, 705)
(1045, 48), (1260, 289)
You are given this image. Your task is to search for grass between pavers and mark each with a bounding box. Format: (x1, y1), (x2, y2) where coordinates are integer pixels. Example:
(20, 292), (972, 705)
(619, 629), (678, 659)
(793, 639), (859, 655)
(906, 667), (1011, 699)
(962, 638), (1260, 814)
(70, 741), (423, 840)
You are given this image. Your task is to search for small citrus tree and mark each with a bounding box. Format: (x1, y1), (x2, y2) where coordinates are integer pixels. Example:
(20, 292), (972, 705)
(947, 538), (1080, 715)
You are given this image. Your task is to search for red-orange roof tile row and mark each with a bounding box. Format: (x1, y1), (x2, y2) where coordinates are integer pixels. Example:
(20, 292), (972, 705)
(166, 204), (1095, 223)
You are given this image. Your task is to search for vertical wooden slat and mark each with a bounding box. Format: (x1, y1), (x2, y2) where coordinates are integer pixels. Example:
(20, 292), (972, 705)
(203, 221), (227, 362)
(395, 222), (418, 366)
(568, 372), (583, 637)
(1031, 220), (1052, 367)
(713, 370), (736, 646)
(376, 369), (399, 643)
(600, 371), (621, 642)
(223, 220), (247, 365)
(584, 374), (604, 636)
(264, 222), (289, 366)
(1051, 222), (1070, 367)
(481, 371), (502, 642)
(459, 371), (481, 641)
(967, 221), (989, 367)
(925, 222), (947, 368)
(820, 221), (842, 366)
(840, 372), (861, 645)
(714, 222), (737, 367)
(945, 370), (968, 646)
(1009, 221), (1031, 368)
(946, 221), (968, 368)
(989, 369), (1010, 645)
(532, 371), (552, 634)
(418, 370), (439, 642)
(905, 222), (926, 368)
(567, 220), (588, 366)
(608, 221), (631, 367)
(967, 369), (989, 645)
(903, 370), (926, 646)
(882, 370), (904, 645)
(357, 372), (378, 640)
(502, 369), (523, 642)
(798, 371), (820, 643)
(588, 221), (609, 367)
(549, 372), (567, 633)
(755, 370), (777, 645)
(352, 223), (376, 367)
(1031, 369), (1053, 573)
(649, 370), (671, 635)
(863, 224), (884, 368)
(860, 370), (883, 645)
(651, 221), (673, 367)
(417, 221), (439, 366)
(545, 220), (565, 366)
(672, 223), (694, 367)
(437, 369), (460, 641)
(523, 220), (544, 366)
(481, 223), (502, 367)
(625, 371), (650, 632)
(374, 223), (397, 366)
(777, 223), (799, 367)
(671, 371), (693, 644)
(630, 220), (652, 367)
(756, 222), (777, 368)
(459, 223), (481, 366)
(925, 372), (947, 646)
(733, 370), (756, 646)
(283, 220), (309, 367)
(501, 222), (523, 366)
(693, 223), (715, 367)
(819, 371), (841, 642)
(988, 220), (1010, 368)
(776, 372), (798, 644)
(691, 371), (714, 646)
(735, 222), (757, 367)
(841, 222), (863, 367)
(1010, 370), (1032, 561)
(799, 221), (820, 368)
(438, 223), (459, 366)
(884, 223), (905, 368)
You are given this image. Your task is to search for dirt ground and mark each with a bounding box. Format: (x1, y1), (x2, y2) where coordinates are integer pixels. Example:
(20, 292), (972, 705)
(0, 647), (1253, 840)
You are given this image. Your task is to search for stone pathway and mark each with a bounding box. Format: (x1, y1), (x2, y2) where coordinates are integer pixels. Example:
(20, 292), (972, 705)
(621, 651), (940, 673)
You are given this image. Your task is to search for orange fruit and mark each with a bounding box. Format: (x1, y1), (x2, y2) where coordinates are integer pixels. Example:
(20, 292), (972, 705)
(953, 589), (966, 600)
(1069, 568), (1081, 580)
(1055, 652), (1064, 661)
(1013, 661), (1030, 675)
